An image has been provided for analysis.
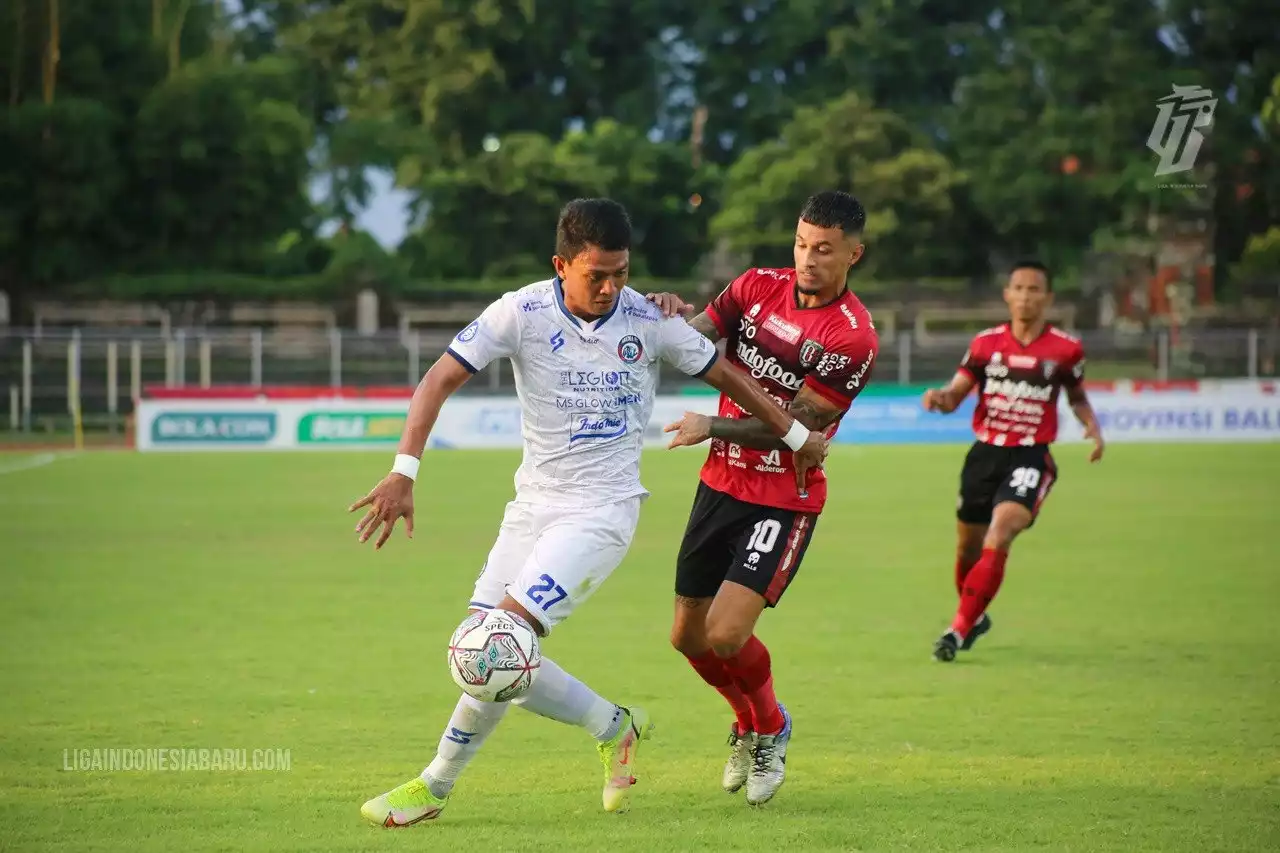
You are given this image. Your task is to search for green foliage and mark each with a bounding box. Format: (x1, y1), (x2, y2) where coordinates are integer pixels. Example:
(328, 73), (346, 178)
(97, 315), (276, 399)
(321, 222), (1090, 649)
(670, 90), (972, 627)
(322, 229), (410, 295)
(1230, 227), (1280, 283)
(400, 121), (713, 280)
(2, 0), (1279, 306)
(131, 57), (314, 270)
(712, 93), (983, 278)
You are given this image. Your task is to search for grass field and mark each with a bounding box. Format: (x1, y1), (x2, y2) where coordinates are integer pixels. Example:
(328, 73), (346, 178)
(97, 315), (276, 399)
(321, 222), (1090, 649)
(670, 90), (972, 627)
(0, 444), (1277, 852)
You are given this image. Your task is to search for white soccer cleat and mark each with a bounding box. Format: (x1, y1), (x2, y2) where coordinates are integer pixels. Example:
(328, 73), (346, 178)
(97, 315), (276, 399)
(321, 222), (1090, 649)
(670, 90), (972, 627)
(745, 704), (791, 806)
(723, 725), (756, 793)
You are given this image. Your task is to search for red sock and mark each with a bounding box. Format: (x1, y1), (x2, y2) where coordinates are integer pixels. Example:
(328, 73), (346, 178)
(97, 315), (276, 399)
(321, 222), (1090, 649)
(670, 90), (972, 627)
(685, 649), (753, 733)
(952, 548), (1007, 637)
(722, 636), (785, 735)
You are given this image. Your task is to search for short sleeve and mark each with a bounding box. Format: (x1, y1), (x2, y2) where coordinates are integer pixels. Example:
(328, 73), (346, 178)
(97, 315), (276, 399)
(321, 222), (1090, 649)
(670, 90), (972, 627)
(803, 329), (879, 408)
(1062, 347), (1086, 388)
(446, 295), (520, 374)
(957, 342), (986, 381)
(655, 317), (719, 377)
(703, 270), (754, 338)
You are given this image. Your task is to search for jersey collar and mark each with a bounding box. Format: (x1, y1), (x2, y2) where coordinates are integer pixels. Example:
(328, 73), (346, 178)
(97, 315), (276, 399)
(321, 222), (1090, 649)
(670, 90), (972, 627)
(553, 276), (620, 331)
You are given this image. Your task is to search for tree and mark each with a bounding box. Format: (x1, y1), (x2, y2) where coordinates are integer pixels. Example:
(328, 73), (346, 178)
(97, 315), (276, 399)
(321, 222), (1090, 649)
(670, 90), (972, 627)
(128, 57), (314, 270)
(711, 92), (982, 279)
(939, 0), (1176, 273)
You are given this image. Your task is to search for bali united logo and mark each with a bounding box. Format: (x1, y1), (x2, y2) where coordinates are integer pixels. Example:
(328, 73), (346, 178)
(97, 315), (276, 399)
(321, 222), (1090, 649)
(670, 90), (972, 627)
(1041, 360), (1058, 379)
(799, 339), (825, 368)
(617, 334), (644, 364)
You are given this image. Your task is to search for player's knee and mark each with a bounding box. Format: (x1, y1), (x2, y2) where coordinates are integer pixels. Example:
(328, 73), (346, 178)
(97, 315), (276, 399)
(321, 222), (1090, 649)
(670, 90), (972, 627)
(984, 529), (1016, 551)
(669, 623), (707, 657)
(706, 623), (750, 659)
(984, 514), (1028, 550)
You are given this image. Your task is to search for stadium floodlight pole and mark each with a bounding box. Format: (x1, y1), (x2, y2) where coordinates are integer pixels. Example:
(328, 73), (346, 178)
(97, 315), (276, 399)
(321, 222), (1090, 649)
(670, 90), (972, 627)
(107, 341), (118, 425)
(130, 340), (142, 404)
(67, 331), (83, 452)
(199, 337), (212, 389)
(21, 339), (31, 432)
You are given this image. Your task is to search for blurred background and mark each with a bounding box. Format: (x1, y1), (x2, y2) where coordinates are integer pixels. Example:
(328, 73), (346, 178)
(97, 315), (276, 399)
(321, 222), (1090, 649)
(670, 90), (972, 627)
(0, 0), (1278, 442)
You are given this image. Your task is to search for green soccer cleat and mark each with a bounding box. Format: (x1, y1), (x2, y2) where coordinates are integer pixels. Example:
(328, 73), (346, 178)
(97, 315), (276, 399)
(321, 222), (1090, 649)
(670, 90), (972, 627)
(360, 776), (448, 828)
(597, 706), (654, 813)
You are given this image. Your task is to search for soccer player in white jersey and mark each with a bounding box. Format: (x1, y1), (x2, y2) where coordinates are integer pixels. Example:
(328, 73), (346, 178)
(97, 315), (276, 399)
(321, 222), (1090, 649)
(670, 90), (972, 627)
(349, 198), (829, 826)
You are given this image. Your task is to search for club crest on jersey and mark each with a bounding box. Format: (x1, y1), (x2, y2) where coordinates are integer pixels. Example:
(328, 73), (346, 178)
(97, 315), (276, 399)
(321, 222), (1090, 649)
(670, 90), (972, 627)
(456, 321), (479, 343)
(799, 339), (825, 368)
(1041, 360), (1058, 379)
(762, 313), (802, 345)
(617, 334), (644, 364)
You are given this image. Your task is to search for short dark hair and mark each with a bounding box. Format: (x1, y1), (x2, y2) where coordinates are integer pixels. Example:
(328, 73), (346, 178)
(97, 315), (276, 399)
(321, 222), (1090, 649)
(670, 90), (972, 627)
(556, 198), (632, 261)
(1010, 259), (1052, 291)
(799, 190), (866, 236)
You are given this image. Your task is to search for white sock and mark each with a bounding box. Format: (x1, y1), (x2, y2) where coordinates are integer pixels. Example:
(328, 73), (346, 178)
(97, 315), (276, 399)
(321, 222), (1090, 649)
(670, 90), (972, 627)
(421, 693), (510, 797)
(513, 656), (624, 741)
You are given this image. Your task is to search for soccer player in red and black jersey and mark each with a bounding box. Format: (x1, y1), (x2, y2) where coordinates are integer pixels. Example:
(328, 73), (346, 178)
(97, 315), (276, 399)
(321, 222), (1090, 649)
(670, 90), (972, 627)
(646, 191), (879, 805)
(922, 260), (1105, 662)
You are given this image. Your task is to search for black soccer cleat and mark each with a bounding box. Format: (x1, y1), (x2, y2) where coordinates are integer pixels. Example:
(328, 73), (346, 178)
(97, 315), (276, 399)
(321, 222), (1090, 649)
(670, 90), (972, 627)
(960, 613), (992, 652)
(932, 631), (960, 662)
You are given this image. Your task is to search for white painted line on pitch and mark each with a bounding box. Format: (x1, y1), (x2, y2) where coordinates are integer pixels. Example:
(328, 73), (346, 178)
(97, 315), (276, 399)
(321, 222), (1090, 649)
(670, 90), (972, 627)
(0, 452), (59, 476)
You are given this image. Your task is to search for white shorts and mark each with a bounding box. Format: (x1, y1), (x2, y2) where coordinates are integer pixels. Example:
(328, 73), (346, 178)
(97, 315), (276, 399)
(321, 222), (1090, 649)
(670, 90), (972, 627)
(469, 497), (643, 634)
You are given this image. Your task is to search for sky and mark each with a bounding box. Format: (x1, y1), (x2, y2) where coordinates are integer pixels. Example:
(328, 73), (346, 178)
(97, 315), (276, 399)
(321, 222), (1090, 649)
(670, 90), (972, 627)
(310, 168), (411, 249)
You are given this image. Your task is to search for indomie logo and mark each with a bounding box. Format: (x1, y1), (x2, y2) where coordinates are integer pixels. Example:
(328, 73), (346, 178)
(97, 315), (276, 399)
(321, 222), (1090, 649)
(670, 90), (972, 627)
(736, 341), (803, 390)
(984, 378), (1054, 402)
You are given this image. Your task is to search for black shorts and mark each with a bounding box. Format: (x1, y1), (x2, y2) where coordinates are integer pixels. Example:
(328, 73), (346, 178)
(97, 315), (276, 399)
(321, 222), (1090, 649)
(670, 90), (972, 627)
(957, 441), (1058, 526)
(675, 482), (818, 607)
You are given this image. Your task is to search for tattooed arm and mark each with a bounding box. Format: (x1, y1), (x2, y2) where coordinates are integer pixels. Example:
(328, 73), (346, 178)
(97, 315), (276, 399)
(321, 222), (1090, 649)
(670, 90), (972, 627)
(703, 387), (845, 450)
(686, 310), (723, 343)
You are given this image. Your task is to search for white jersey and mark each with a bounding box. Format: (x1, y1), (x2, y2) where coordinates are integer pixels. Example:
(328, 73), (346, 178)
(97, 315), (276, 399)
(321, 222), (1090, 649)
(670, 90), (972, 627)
(446, 278), (719, 506)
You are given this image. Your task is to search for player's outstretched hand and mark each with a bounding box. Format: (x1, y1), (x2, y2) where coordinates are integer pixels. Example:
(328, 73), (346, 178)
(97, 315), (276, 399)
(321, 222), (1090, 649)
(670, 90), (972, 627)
(792, 431), (829, 498)
(664, 412), (712, 448)
(922, 388), (946, 412)
(349, 473), (415, 550)
(1084, 424), (1105, 463)
(646, 292), (694, 319)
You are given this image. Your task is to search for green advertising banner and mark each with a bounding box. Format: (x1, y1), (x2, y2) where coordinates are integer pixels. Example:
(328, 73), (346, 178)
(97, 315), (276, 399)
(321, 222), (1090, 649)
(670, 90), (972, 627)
(151, 412), (277, 444)
(297, 412), (407, 444)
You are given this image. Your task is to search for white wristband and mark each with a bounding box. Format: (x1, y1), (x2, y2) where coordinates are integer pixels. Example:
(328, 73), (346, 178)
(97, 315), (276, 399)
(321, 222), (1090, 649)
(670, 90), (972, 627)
(391, 453), (420, 482)
(781, 419), (810, 452)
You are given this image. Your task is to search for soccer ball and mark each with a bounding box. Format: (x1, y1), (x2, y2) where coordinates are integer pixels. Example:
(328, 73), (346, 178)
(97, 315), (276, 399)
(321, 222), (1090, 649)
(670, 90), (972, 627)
(447, 609), (541, 702)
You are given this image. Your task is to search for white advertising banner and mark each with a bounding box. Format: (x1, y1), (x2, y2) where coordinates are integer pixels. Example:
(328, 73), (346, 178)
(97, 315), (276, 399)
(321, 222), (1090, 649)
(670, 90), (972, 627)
(1055, 380), (1280, 443)
(135, 395), (721, 451)
(134, 381), (1280, 451)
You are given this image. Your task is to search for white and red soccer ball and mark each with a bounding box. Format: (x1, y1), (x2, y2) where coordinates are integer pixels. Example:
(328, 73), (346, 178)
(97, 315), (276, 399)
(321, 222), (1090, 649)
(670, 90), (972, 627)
(447, 609), (541, 702)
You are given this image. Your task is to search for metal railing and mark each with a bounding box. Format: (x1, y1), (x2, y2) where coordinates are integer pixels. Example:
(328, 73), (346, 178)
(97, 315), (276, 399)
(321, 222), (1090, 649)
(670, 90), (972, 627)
(1, 325), (1277, 432)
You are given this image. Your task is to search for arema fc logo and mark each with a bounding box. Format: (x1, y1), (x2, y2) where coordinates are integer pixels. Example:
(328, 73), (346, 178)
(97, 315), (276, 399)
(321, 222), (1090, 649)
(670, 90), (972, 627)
(456, 321), (479, 343)
(617, 335), (644, 364)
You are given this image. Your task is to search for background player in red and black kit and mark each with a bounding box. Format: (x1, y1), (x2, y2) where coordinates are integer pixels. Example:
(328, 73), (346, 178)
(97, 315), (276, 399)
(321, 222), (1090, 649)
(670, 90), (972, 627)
(647, 191), (878, 806)
(922, 260), (1105, 662)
